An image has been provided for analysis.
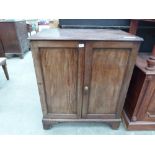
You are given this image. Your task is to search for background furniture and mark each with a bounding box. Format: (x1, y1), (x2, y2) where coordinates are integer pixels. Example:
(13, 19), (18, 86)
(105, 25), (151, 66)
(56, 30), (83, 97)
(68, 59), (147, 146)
(59, 19), (155, 53)
(30, 28), (142, 130)
(129, 20), (155, 70)
(0, 20), (29, 58)
(26, 20), (39, 36)
(123, 54), (155, 130)
(0, 40), (9, 80)
(0, 39), (5, 57)
(122, 20), (155, 130)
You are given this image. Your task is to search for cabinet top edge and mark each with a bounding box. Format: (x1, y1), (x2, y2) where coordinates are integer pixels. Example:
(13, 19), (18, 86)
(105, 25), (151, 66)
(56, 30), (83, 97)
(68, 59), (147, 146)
(29, 28), (143, 41)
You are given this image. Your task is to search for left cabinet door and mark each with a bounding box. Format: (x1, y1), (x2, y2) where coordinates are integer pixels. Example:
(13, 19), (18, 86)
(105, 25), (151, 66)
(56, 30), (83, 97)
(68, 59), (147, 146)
(31, 41), (84, 119)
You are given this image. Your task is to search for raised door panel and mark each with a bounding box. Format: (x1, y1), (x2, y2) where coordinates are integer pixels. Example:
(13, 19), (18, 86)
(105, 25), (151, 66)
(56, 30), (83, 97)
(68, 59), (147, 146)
(83, 43), (130, 119)
(40, 46), (83, 119)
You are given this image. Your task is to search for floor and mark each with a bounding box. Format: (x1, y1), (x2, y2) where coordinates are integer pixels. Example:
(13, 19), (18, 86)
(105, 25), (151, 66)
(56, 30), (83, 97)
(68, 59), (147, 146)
(0, 51), (155, 135)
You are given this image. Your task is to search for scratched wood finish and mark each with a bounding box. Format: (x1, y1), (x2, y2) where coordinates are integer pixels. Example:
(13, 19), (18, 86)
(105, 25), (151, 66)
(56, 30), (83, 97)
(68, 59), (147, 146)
(30, 28), (142, 129)
(88, 49), (129, 115)
(123, 54), (155, 130)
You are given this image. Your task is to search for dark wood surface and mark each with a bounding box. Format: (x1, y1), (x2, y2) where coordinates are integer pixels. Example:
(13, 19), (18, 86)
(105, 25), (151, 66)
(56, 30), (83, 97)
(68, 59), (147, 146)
(0, 39), (5, 57)
(129, 19), (155, 58)
(123, 54), (155, 130)
(129, 19), (155, 35)
(0, 40), (9, 80)
(129, 20), (139, 35)
(29, 28), (143, 41)
(85, 44), (130, 118)
(30, 29), (142, 129)
(40, 46), (80, 119)
(0, 20), (29, 58)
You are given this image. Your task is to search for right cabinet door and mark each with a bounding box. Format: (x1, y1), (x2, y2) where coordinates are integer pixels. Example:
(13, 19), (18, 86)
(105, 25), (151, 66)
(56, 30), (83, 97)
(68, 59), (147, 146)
(82, 41), (131, 119)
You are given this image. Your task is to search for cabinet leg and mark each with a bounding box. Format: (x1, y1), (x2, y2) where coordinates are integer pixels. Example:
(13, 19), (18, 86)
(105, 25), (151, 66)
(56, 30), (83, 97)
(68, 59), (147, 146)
(42, 123), (51, 130)
(2, 63), (9, 80)
(20, 54), (24, 59)
(110, 122), (120, 130)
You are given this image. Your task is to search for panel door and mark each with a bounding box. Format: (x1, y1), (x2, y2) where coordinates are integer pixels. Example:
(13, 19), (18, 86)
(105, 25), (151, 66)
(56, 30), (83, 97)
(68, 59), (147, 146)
(38, 41), (84, 119)
(82, 42), (131, 119)
(137, 77), (155, 121)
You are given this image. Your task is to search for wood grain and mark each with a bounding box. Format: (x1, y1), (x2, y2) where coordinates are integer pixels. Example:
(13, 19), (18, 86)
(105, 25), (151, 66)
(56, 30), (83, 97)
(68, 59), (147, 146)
(40, 47), (78, 115)
(88, 48), (129, 114)
(122, 54), (155, 130)
(116, 43), (140, 118)
(0, 21), (29, 58)
(31, 45), (48, 116)
(30, 29), (142, 129)
(137, 77), (155, 121)
(123, 66), (146, 121)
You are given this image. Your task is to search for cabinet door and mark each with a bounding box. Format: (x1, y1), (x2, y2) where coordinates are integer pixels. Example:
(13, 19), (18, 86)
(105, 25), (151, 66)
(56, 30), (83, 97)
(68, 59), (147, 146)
(32, 41), (84, 119)
(137, 77), (155, 121)
(82, 42), (132, 119)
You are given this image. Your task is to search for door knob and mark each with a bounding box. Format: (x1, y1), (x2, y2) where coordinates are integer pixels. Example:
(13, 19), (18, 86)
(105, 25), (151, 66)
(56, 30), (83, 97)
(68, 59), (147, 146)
(84, 86), (89, 91)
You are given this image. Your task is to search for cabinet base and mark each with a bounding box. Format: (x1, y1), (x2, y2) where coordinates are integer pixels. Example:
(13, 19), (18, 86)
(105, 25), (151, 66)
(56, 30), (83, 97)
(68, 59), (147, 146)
(122, 110), (155, 130)
(42, 118), (121, 130)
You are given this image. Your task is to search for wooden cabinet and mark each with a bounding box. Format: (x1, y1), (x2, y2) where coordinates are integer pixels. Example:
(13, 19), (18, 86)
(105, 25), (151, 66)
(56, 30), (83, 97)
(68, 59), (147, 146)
(0, 20), (29, 58)
(123, 54), (155, 130)
(30, 28), (142, 129)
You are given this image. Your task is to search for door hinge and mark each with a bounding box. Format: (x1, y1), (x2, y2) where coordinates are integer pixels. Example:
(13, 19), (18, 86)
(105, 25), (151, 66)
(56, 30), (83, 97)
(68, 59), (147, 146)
(78, 43), (84, 48)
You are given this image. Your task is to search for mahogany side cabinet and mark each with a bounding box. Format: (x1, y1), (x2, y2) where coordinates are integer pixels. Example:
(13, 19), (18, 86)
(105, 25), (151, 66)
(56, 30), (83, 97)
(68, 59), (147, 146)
(123, 54), (155, 130)
(0, 20), (29, 58)
(29, 28), (142, 129)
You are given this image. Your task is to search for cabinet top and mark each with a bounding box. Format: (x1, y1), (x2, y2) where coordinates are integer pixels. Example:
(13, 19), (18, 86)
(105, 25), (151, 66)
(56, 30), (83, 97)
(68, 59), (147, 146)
(29, 28), (143, 41)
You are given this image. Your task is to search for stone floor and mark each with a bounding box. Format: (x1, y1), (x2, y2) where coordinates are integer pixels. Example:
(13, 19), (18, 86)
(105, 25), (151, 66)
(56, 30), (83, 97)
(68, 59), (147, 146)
(0, 51), (154, 134)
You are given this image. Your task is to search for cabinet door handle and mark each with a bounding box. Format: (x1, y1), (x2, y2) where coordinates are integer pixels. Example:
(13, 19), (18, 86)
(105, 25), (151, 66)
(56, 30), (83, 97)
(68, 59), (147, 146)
(84, 86), (89, 91)
(147, 112), (155, 118)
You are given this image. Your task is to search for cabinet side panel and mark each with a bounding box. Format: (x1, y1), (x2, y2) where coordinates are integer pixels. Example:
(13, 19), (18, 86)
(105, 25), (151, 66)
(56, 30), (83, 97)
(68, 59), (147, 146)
(31, 45), (48, 115)
(123, 66), (146, 120)
(88, 49), (130, 114)
(15, 21), (29, 53)
(40, 47), (78, 114)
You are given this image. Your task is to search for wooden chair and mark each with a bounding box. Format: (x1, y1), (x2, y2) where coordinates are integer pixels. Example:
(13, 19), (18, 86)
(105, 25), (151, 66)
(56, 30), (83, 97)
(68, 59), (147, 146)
(0, 39), (9, 80)
(0, 57), (9, 80)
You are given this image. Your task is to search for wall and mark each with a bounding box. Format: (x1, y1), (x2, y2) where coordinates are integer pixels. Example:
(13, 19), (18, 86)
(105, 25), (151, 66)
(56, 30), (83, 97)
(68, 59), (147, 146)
(59, 19), (155, 53)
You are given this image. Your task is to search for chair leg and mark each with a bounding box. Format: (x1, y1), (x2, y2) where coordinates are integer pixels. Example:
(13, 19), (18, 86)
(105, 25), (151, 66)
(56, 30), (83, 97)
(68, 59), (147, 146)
(2, 63), (9, 80)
